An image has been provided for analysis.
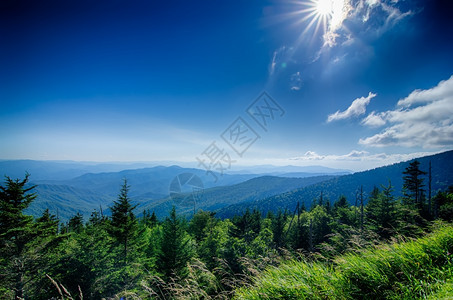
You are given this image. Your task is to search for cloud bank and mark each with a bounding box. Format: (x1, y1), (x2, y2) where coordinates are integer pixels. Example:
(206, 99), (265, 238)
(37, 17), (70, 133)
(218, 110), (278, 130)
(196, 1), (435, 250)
(291, 149), (438, 163)
(360, 75), (453, 148)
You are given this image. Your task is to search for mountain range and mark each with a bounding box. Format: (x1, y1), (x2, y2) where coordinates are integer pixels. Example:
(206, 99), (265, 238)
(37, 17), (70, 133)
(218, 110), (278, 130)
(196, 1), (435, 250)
(0, 160), (347, 221)
(216, 150), (453, 218)
(2, 150), (452, 222)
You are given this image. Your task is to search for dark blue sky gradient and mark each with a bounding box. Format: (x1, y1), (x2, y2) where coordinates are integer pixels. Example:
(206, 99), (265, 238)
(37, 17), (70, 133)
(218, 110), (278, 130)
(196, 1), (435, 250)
(1, 0), (453, 170)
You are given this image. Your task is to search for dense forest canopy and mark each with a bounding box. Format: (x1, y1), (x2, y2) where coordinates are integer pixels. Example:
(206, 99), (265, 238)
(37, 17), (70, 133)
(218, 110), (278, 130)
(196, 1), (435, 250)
(1, 158), (453, 299)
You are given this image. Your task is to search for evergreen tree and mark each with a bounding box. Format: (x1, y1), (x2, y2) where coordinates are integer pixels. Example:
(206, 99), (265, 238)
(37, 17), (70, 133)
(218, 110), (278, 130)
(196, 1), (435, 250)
(271, 210), (286, 249)
(249, 209), (262, 239)
(109, 178), (138, 264)
(0, 174), (36, 299)
(366, 181), (398, 239)
(189, 210), (215, 243)
(149, 211), (158, 227)
(0, 174), (36, 250)
(141, 209), (158, 228)
(434, 187), (453, 221)
(87, 208), (108, 227)
(35, 208), (59, 237)
(402, 160), (427, 211)
(311, 205), (332, 247)
(68, 212), (84, 233)
(199, 219), (231, 270)
(286, 210), (310, 251)
(158, 207), (193, 278)
(333, 196), (355, 227)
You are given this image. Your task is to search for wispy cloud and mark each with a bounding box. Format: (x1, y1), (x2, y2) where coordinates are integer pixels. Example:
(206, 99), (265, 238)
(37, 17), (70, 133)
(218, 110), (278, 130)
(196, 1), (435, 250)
(350, 0), (413, 37)
(269, 46), (293, 76)
(291, 149), (438, 163)
(290, 72), (303, 90)
(360, 75), (453, 148)
(327, 92), (376, 122)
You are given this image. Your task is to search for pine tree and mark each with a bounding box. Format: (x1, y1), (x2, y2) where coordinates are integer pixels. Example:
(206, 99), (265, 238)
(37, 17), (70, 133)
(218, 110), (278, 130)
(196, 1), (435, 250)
(402, 160), (427, 211)
(109, 178), (138, 264)
(0, 174), (36, 250)
(366, 181), (398, 239)
(0, 174), (36, 299)
(35, 208), (59, 237)
(68, 212), (84, 233)
(189, 210), (215, 243)
(158, 207), (192, 278)
(271, 210), (286, 249)
(149, 211), (158, 227)
(333, 195), (354, 227)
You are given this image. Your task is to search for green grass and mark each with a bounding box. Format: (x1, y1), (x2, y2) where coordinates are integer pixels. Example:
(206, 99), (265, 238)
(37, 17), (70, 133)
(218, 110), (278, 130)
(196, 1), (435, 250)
(235, 223), (453, 299)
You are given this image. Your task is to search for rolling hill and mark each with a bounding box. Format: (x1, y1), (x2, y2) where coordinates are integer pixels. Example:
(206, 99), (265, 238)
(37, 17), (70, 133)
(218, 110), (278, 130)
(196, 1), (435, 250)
(137, 175), (336, 218)
(23, 165), (259, 221)
(216, 150), (453, 218)
(0, 160), (348, 221)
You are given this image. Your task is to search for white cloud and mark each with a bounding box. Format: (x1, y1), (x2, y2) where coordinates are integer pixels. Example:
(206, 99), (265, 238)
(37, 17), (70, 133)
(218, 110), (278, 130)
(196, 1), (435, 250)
(361, 111), (387, 127)
(360, 75), (453, 148)
(291, 149), (439, 163)
(319, 0), (411, 48)
(323, 31), (340, 48)
(397, 75), (453, 107)
(327, 92), (376, 122)
(291, 150), (370, 161)
(298, 150), (326, 160)
(322, 0), (352, 47)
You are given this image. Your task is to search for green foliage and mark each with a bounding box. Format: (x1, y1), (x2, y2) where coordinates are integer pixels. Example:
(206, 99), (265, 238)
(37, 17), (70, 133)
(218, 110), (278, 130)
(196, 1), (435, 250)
(365, 181), (399, 239)
(0, 174), (36, 251)
(0, 174), (38, 299)
(189, 210), (216, 243)
(402, 160), (428, 214)
(270, 210), (286, 249)
(218, 151), (453, 218)
(157, 207), (194, 278)
(109, 178), (138, 264)
(435, 189), (453, 221)
(198, 218), (231, 270)
(235, 223), (453, 299)
(68, 212), (84, 233)
(2, 165), (453, 299)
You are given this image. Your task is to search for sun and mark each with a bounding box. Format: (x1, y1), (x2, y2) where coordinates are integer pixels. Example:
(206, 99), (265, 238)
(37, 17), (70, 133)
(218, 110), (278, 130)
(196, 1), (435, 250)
(292, 0), (347, 41)
(315, 0), (333, 16)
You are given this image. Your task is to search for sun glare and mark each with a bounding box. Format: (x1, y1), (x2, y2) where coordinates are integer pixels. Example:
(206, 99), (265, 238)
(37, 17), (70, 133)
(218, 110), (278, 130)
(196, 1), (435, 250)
(315, 0), (333, 16)
(292, 0), (348, 43)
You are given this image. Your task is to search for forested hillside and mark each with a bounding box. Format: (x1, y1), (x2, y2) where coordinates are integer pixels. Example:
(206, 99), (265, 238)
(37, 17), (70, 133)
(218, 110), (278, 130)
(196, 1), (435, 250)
(1, 152), (453, 299)
(24, 165), (257, 221)
(138, 175), (335, 218)
(217, 150), (453, 218)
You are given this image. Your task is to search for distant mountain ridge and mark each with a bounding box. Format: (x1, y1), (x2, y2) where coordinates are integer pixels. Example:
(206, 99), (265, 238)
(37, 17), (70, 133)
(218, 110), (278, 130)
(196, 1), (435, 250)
(137, 175), (336, 218)
(23, 166), (257, 221)
(0, 160), (351, 181)
(216, 150), (453, 218)
(5, 152), (451, 222)
(0, 160), (348, 221)
(0, 160), (160, 180)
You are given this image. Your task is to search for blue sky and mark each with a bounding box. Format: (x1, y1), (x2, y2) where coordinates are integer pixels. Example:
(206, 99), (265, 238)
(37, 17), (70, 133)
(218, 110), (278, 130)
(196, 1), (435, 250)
(1, 0), (452, 171)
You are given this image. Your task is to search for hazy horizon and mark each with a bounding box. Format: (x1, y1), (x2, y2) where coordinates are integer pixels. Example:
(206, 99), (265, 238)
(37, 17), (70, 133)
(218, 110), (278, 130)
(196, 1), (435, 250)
(0, 149), (447, 173)
(1, 0), (452, 173)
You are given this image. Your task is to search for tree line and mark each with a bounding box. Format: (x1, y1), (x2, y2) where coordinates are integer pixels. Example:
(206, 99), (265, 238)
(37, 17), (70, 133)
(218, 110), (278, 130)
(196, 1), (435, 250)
(0, 160), (452, 299)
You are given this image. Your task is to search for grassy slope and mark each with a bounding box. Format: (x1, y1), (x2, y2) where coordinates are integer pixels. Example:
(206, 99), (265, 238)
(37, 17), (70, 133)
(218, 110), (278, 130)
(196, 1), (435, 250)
(235, 223), (453, 300)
